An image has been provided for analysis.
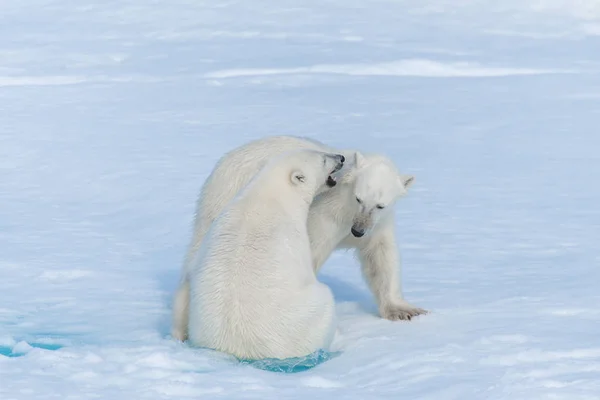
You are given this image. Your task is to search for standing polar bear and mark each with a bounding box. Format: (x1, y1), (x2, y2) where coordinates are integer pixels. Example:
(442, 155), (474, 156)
(188, 149), (345, 360)
(172, 135), (427, 342)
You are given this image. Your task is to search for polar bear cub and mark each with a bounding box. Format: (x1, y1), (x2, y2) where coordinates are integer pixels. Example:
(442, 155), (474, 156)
(187, 149), (345, 360)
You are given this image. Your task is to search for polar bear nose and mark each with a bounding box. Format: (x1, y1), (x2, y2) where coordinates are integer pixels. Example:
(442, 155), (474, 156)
(331, 154), (345, 173)
(351, 227), (365, 237)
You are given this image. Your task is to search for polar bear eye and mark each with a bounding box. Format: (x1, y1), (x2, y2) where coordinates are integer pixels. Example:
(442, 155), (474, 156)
(356, 197), (362, 204)
(376, 204), (385, 209)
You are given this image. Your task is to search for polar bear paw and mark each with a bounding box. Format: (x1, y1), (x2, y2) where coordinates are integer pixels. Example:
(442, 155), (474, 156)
(380, 302), (428, 321)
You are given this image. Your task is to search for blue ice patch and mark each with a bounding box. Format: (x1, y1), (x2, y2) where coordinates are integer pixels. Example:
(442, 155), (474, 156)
(0, 342), (64, 358)
(0, 346), (13, 357)
(239, 349), (341, 373)
(28, 342), (64, 351)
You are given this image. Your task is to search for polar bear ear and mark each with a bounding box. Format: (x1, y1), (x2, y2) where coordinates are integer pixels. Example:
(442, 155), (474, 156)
(353, 151), (366, 169)
(290, 170), (306, 185)
(399, 174), (415, 189)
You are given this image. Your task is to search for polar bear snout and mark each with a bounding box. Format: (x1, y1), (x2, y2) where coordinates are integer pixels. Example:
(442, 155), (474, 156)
(325, 154), (345, 187)
(326, 153), (345, 173)
(350, 217), (371, 238)
(332, 154), (345, 170)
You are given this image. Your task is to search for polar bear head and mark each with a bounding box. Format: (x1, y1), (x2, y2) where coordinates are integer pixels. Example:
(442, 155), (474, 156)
(344, 152), (415, 238)
(274, 149), (346, 201)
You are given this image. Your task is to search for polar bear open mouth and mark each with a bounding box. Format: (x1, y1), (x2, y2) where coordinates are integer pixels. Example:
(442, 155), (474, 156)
(326, 175), (337, 187)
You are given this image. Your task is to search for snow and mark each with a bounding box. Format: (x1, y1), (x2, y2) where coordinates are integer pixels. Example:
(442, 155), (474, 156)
(1, 0), (599, 399)
(203, 60), (567, 79)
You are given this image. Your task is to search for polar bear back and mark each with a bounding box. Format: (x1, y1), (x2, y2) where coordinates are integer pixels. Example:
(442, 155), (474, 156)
(188, 214), (326, 359)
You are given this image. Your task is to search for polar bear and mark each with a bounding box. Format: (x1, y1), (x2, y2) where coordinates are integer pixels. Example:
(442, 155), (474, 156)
(187, 149), (345, 360)
(172, 135), (427, 342)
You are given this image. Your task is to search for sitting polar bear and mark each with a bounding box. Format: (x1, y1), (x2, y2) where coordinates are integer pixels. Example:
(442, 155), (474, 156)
(187, 149), (345, 360)
(172, 135), (427, 342)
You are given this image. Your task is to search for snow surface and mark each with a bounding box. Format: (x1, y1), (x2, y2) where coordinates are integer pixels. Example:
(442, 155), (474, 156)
(1, 1), (600, 399)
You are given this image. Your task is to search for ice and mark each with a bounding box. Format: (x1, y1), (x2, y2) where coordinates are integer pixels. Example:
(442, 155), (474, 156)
(1, 0), (599, 399)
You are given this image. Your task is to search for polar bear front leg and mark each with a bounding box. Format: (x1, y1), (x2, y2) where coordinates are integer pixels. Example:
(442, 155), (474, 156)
(356, 223), (428, 321)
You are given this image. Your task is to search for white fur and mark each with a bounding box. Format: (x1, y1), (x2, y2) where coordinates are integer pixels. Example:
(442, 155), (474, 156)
(187, 149), (342, 360)
(172, 136), (426, 342)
